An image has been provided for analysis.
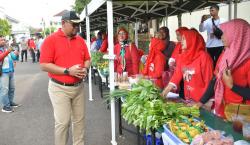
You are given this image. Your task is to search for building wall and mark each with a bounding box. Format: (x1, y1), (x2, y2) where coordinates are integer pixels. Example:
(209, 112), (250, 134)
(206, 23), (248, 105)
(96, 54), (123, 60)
(164, 1), (250, 42)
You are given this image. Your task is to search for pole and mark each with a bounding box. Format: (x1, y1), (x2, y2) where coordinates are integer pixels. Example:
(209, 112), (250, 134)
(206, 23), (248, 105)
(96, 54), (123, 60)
(165, 7), (168, 27)
(177, 14), (182, 27)
(134, 21), (139, 48)
(228, 0), (232, 20)
(107, 1), (117, 145)
(234, 0), (238, 19)
(86, 7), (93, 101)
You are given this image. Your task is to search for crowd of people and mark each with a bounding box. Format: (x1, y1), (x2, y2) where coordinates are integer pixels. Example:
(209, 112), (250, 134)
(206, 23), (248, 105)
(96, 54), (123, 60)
(0, 33), (44, 113)
(106, 4), (250, 121)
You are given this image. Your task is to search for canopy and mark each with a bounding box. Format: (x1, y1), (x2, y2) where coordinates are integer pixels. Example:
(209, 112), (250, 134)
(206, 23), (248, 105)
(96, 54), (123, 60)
(80, 0), (231, 31)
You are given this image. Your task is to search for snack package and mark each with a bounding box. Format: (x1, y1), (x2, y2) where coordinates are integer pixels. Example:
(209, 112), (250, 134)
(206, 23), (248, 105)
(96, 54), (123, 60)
(191, 130), (234, 145)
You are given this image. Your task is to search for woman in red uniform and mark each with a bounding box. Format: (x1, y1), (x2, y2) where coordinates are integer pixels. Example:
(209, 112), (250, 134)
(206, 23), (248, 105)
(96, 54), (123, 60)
(162, 29), (213, 102)
(143, 33), (166, 89)
(169, 27), (189, 66)
(200, 19), (250, 117)
(99, 33), (108, 53)
(114, 27), (139, 76)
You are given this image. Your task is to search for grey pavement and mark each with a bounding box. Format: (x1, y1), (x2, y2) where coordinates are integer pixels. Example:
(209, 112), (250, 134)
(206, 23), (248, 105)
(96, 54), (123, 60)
(0, 61), (138, 145)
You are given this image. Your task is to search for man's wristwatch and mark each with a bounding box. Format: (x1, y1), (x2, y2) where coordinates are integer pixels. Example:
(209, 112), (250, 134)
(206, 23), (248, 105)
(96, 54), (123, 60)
(64, 68), (70, 75)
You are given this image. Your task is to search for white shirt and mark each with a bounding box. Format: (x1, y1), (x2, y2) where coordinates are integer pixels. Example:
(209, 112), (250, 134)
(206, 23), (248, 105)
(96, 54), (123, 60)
(199, 17), (226, 48)
(36, 38), (44, 51)
(19, 40), (28, 51)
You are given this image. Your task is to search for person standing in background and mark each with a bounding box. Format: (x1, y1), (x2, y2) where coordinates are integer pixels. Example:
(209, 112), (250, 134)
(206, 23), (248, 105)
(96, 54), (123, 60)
(0, 35), (20, 113)
(36, 34), (44, 62)
(28, 38), (36, 63)
(199, 4), (226, 67)
(19, 37), (28, 62)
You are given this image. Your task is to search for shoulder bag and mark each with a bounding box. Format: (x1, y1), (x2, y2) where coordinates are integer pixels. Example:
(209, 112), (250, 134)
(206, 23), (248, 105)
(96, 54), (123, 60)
(212, 18), (223, 39)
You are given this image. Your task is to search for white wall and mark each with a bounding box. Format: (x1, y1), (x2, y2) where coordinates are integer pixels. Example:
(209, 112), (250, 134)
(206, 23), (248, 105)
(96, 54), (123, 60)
(166, 1), (250, 42)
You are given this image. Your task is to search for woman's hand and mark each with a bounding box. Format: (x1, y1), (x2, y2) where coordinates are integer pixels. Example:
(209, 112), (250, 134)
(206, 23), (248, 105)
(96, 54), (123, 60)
(222, 69), (233, 89)
(161, 84), (174, 99)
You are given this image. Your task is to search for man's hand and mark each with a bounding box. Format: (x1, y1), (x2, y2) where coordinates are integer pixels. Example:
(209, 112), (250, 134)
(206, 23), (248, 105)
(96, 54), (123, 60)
(82, 67), (88, 79)
(8, 47), (13, 52)
(68, 64), (86, 79)
(222, 69), (233, 89)
(14, 50), (19, 55)
(201, 15), (208, 23)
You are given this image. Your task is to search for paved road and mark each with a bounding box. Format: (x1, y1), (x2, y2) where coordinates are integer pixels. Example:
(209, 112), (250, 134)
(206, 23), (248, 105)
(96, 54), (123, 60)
(0, 61), (137, 145)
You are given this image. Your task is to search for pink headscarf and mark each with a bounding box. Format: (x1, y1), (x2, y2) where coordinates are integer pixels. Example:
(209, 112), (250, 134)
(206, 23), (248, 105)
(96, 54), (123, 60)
(214, 19), (250, 113)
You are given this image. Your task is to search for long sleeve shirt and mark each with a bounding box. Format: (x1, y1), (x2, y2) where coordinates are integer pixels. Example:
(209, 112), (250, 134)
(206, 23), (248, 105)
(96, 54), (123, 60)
(114, 43), (139, 76)
(199, 18), (226, 48)
(0, 47), (18, 73)
(170, 51), (213, 102)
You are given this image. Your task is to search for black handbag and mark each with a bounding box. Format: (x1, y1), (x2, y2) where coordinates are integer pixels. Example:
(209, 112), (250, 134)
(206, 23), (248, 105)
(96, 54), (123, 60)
(212, 18), (223, 39)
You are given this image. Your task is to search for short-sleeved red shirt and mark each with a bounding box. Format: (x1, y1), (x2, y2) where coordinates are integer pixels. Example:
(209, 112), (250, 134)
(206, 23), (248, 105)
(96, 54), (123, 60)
(40, 28), (90, 83)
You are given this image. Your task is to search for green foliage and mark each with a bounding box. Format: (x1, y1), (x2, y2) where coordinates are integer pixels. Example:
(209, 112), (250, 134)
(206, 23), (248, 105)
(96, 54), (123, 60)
(43, 27), (56, 36)
(106, 79), (200, 134)
(0, 19), (11, 36)
(73, 0), (91, 14)
(91, 51), (104, 67)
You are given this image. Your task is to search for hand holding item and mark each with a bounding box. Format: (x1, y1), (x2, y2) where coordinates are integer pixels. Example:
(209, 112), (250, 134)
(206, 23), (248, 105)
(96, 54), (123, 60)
(201, 15), (209, 23)
(69, 64), (85, 79)
(222, 69), (233, 89)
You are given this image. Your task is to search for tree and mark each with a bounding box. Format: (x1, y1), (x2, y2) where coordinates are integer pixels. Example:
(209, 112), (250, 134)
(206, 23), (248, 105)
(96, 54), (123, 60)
(73, 0), (91, 14)
(43, 26), (56, 36)
(0, 19), (11, 36)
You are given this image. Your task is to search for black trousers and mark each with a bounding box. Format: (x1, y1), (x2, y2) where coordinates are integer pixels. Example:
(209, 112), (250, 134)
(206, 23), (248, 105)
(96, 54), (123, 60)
(36, 50), (40, 62)
(30, 49), (36, 63)
(207, 46), (224, 67)
(21, 50), (27, 62)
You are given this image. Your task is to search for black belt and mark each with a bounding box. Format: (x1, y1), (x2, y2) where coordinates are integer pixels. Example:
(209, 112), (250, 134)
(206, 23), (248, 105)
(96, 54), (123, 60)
(51, 78), (82, 87)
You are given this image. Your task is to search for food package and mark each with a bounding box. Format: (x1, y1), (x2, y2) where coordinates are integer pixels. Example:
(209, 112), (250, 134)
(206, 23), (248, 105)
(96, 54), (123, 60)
(191, 130), (234, 145)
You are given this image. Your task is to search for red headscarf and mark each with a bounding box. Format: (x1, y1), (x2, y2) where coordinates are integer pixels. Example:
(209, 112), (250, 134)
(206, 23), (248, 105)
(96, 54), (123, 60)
(143, 38), (166, 75)
(174, 27), (189, 55)
(179, 30), (205, 65)
(214, 19), (250, 113)
(176, 27), (189, 34)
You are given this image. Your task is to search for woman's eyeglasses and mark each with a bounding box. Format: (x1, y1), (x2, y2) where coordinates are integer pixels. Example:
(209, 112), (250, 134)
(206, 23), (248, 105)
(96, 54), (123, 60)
(118, 32), (126, 35)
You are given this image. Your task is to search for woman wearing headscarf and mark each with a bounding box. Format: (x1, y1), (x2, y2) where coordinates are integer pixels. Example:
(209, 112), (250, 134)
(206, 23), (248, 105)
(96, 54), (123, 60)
(99, 33), (108, 53)
(142, 33), (166, 89)
(162, 29), (213, 102)
(114, 27), (139, 76)
(169, 27), (189, 65)
(199, 19), (250, 118)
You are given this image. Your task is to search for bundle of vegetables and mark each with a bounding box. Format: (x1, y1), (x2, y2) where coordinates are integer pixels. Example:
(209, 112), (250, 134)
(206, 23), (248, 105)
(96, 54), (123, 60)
(97, 60), (109, 75)
(106, 79), (200, 134)
(91, 51), (104, 67)
(168, 117), (208, 144)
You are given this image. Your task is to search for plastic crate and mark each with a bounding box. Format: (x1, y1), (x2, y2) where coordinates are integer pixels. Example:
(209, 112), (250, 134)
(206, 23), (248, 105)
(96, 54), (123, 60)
(162, 124), (187, 145)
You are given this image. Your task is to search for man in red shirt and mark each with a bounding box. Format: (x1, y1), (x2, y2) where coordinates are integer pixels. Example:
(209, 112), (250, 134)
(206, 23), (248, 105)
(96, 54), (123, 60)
(39, 11), (90, 145)
(28, 38), (36, 63)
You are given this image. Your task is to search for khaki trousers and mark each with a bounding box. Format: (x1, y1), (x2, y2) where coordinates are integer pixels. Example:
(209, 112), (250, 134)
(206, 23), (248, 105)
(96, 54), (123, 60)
(48, 80), (85, 145)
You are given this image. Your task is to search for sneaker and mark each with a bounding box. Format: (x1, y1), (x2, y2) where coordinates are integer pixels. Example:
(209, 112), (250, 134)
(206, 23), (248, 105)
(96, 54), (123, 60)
(10, 102), (20, 108)
(2, 106), (14, 113)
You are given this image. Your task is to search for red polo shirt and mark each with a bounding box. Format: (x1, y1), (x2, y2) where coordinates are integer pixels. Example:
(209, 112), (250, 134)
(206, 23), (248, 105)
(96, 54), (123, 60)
(40, 28), (90, 83)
